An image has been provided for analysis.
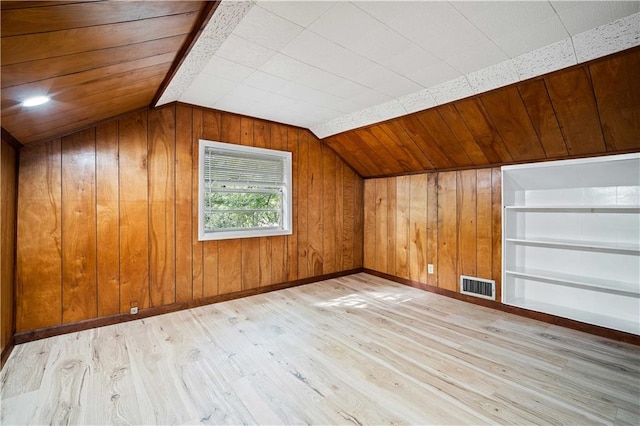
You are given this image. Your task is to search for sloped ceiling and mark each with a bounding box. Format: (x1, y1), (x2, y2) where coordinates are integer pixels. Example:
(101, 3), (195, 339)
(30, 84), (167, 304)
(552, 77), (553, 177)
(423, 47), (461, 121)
(159, 1), (639, 139)
(324, 48), (640, 177)
(1, 0), (213, 145)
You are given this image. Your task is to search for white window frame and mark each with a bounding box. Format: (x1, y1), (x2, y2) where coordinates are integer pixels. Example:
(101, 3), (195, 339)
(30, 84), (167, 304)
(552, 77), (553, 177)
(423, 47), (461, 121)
(198, 139), (293, 241)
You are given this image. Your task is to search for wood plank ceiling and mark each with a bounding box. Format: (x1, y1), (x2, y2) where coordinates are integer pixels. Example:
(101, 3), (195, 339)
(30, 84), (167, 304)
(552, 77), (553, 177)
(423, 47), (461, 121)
(325, 47), (640, 178)
(1, 0), (212, 145)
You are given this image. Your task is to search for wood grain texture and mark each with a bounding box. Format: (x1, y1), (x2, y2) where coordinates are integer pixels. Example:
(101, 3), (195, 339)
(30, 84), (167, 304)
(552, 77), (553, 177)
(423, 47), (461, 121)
(395, 176), (410, 280)
(437, 171), (457, 292)
(545, 66), (606, 155)
(118, 110), (149, 312)
(61, 128), (97, 323)
(409, 174), (427, 283)
(365, 168), (504, 297)
(517, 79), (568, 158)
(191, 108), (204, 300)
(1, 136), (18, 354)
(374, 179), (388, 273)
(321, 49), (639, 178)
(4, 273), (638, 425)
(363, 180), (376, 270)
(1, 2), (208, 144)
(96, 121), (120, 316)
(13, 105), (364, 333)
(456, 170), (477, 278)
(175, 104), (193, 302)
(386, 178), (397, 277)
(16, 140), (62, 331)
(589, 48), (640, 151)
(148, 106), (176, 307)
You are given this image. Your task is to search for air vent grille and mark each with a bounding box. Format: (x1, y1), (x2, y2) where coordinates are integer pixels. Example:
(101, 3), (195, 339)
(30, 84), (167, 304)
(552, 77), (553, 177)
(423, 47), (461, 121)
(460, 275), (495, 300)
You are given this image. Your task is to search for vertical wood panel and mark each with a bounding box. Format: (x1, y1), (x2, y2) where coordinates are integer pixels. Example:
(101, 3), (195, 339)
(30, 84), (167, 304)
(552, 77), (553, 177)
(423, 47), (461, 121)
(476, 168), (492, 280)
(353, 172), (364, 269)
(202, 109), (221, 297)
(16, 140), (62, 331)
(426, 173), (438, 287)
(175, 104), (193, 302)
(343, 166), (356, 270)
(409, 174), (427, 283)
(386, 177), (397, 276)
(297, 131), (310, 279)
(457, 170), (477, 278)
(545, 66), (606, 155)
(308, 134), (324, 276)
(334, 159), (344, 271)
(491, 168), (503, 302)
(96, 121), (120, 316)
(1, 138), (18, 351)
(148, 106), (176, 307)
(322, 145), (337, 274)
(62, 128), (97, 323)
(217, 240), (242, 295)
(437, 171), (457, 291)
(191, 108), (204, 299)
(395, 175), (410, 279)
(374, 179), (388, 272)
(119, 110), (149, 311)
(363, 179), (376, 269)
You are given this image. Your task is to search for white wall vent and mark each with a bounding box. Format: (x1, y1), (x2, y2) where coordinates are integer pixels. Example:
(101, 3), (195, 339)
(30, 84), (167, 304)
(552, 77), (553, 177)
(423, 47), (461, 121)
(460, 276), (495, 300)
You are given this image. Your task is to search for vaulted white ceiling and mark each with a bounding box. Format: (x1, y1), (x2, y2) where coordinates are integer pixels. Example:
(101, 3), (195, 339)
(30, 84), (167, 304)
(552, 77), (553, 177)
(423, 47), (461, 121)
(157, 1), (640, 138)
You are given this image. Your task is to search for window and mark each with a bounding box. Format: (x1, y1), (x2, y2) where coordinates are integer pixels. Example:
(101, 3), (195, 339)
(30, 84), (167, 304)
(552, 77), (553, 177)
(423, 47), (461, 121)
(198, 139), (292, 241)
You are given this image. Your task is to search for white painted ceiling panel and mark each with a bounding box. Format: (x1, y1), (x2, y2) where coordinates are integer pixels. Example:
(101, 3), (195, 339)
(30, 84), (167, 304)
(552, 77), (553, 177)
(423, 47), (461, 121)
(158, 0), (640, 138)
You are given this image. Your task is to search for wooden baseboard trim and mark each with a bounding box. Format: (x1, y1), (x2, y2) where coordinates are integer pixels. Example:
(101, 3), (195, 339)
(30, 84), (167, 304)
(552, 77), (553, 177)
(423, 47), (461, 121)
(363, 269), (640, 346)
(14, 269), (363, 345)
(1, 335), (16, 370)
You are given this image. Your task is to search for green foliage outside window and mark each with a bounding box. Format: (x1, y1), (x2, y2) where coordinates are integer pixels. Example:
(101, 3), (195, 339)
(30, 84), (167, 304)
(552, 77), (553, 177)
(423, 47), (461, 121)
(204, 185), (282, 230)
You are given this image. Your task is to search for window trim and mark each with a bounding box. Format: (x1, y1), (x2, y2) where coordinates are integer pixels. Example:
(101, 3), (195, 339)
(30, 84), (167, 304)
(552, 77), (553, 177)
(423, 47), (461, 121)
(198, 139), (293, 241)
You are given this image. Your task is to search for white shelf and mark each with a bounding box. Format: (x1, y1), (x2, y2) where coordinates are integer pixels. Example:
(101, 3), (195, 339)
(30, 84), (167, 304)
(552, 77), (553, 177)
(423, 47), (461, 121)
(505, 205), (640, 212)
(505, 267), (640, 298)
(505, 237), (640, 255)
(505, 298), (640, 335)
(502, 153), (640, 335)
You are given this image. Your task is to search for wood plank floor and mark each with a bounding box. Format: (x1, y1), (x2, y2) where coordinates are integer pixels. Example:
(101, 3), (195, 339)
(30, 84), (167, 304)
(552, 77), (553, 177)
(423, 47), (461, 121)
(1, 273), (639, 425)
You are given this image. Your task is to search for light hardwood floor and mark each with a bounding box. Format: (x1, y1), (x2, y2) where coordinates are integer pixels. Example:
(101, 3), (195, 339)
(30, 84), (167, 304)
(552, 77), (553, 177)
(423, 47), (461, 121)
(1, 273), (639, 425)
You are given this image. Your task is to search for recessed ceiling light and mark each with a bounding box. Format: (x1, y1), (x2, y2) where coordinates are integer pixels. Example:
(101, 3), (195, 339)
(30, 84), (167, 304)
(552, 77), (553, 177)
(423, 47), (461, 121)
(22, 96), (50, 107)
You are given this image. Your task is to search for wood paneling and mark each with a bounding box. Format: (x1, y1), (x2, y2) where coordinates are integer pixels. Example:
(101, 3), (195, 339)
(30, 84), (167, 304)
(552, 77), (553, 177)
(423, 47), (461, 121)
(118, 111), (149, 313)
(1, 134), (18, 357)
(545, 66), (606, 155)
(61, 129), (97, 323)
(590, 48), (640, 151)
(14, 104), (364, 333)
(365, 168), (502, 296)
(324, 48), (640, 178)
(1, 1), (210, 144)
(95, 121), (120, 316)
(16, 140), (62, 331)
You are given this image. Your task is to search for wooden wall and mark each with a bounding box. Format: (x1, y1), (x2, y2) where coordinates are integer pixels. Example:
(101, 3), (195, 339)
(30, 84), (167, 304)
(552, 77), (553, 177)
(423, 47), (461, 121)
(15, 104), (364, 333)
(326, 48), (640, 177)
(364, 168), (502, 298)
(1, 133), (18, 355)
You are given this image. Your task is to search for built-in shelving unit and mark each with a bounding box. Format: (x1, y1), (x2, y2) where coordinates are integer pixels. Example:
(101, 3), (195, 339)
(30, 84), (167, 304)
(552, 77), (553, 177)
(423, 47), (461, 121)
(502, 153), (640, 335)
